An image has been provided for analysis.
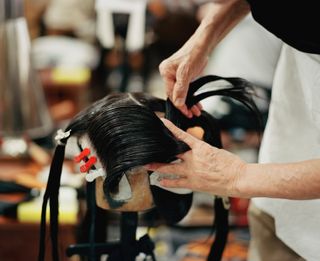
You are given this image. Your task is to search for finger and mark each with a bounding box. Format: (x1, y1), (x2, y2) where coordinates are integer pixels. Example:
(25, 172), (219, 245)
(179, 104), (193, 118)
(173, 63), (190, 108)
(159, 59), (171, 77)
(190, 105), (201, 117)
(145, 162), (186, 177)
(161, 118), (197, 147)
(144, 162), (165, 171)
(196, 102), (203, 110)
(164, 78), (175, 101)
(175, 152), (189, 160)
(159, 60), (177, 101)
(160, 178), (189, 188)
(173, 81), (188, 109)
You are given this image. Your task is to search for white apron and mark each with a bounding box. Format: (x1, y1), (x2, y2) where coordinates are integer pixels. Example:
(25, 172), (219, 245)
(253, 44), (320, 261)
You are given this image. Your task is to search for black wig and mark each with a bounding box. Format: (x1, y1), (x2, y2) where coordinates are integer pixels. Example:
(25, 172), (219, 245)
(38, 75), (261, 261)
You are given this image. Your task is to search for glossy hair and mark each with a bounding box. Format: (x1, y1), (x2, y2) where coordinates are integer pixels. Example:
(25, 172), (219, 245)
(38, 75), (261, 261)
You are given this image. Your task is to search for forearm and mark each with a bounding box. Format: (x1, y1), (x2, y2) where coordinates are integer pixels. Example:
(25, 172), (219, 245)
(237, 159), (320, 199)
(187, 0), (250, 56)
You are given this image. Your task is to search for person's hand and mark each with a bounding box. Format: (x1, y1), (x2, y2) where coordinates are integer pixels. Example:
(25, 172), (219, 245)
(158, 0), (250, 118)
(159, 40), (209, 118)
(145, 119), (247, 197)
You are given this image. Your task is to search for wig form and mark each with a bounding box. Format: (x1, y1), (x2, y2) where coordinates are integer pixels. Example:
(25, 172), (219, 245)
(38, 75), (261, 261)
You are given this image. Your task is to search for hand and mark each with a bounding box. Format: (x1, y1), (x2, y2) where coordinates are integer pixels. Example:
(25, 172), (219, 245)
(146, 119), (247, 197)
(159, 39), (208, 118)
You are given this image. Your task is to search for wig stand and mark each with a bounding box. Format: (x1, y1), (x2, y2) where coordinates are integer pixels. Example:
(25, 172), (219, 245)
(66, 182), (156, 261)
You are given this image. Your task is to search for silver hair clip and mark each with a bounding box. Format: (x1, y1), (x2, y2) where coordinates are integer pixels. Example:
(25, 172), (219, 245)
(85, 168), (105, 182)
(54, 129), (71, 146)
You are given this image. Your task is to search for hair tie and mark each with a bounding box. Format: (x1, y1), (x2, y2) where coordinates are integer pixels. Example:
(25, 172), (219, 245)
(54, 129), (71, 146)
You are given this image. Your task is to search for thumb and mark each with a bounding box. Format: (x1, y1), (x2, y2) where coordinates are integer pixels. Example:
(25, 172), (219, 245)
(173, 64), (190, 108)
(161, 118), (196, 147)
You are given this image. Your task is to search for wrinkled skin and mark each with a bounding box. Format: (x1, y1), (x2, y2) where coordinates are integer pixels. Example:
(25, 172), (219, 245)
(146, 119), (246, 197)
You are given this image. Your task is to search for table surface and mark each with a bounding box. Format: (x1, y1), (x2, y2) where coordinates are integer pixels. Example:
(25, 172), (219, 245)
(0, 158), (79, 261)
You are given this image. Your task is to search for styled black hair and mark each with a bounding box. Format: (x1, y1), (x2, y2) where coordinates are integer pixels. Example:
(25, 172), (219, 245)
(38, 75), (260, 261)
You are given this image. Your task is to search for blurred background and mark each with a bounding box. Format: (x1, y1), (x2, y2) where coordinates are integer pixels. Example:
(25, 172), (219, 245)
(0, 0), (281, 260)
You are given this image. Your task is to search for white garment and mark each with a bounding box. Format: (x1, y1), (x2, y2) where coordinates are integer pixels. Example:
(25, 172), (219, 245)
(252, 44), (320, 261)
